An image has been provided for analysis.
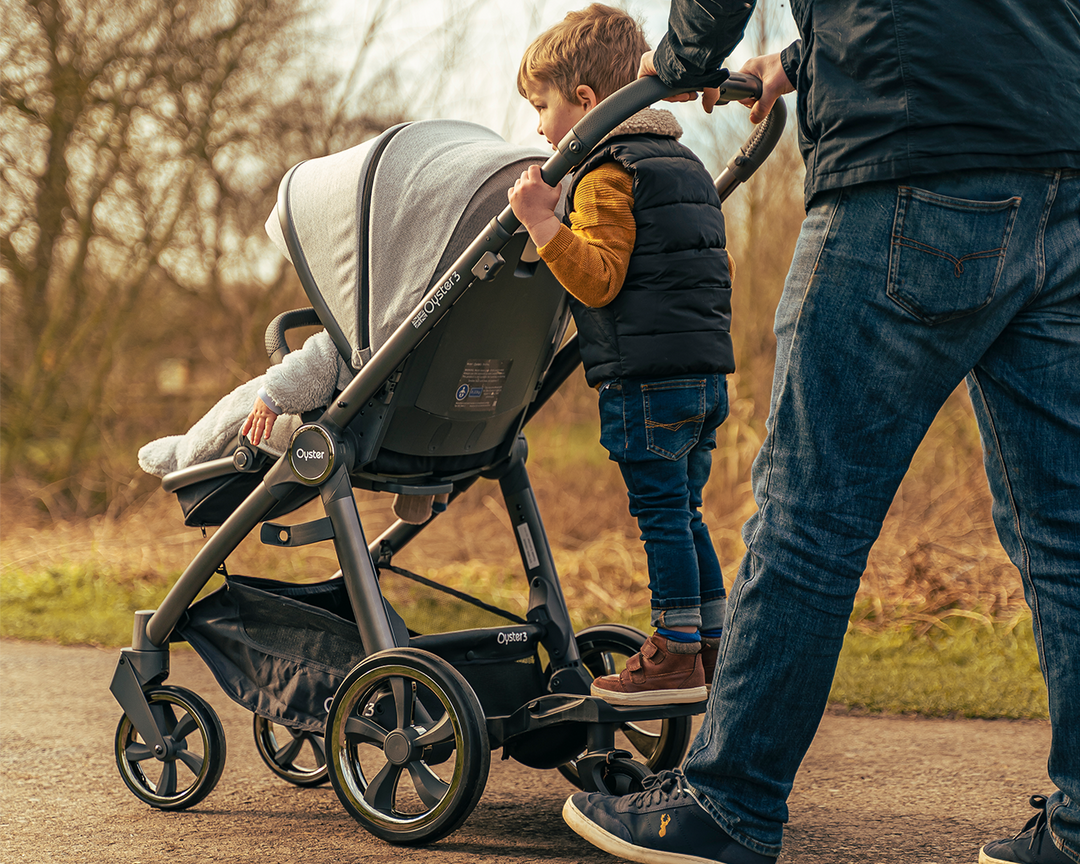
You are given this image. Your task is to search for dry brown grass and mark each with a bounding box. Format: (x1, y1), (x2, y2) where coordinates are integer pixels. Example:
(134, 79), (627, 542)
(0, 138), (1023, 636)
(0, 367), (1022, 637)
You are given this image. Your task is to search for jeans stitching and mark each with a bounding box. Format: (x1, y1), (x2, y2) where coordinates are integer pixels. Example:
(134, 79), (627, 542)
(892, 235), (1006, 277)
(644, 380), (707, 460)
(887, 188), (1021, 324)
(1029, 169), (1059, 304)
(967, 370), (1042, 672)
(748, 189), (843, 554)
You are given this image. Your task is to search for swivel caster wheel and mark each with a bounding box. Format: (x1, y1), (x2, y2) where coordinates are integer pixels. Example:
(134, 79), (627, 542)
(114, 685), (226, 810)
(578, 754), (654, 795)
(253, 715), (329, 787)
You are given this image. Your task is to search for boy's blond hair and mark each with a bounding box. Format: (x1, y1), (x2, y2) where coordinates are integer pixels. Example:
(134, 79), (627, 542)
(517, 4), (650, 104)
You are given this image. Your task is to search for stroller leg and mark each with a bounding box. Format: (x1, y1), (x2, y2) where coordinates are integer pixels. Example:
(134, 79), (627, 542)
(146, 477), (282, 645)
(496, 441), (588, 694)
(322, 467), (400, 652)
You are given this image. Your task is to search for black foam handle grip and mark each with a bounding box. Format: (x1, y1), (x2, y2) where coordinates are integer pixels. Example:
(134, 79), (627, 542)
(265, 307), (323, 365)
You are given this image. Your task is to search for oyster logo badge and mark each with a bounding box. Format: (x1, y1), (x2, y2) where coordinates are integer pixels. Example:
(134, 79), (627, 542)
(289, 425), (334, 483)
(411, 271), (461, 328)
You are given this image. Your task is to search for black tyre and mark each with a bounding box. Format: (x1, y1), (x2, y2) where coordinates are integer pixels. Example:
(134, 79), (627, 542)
(557, 625), (692, 789)
(114, 686), (226, 810)
(582, 756), (654, 796)
(252, 715), (329, 787)
(325, 648), (489, 845)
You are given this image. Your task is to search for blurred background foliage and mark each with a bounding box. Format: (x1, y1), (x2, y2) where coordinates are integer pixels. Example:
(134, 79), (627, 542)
(0, 0), (451, 512)
(1, 0), (1026, 656)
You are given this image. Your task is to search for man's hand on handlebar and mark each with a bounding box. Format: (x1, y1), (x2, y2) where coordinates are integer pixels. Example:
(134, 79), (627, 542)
(637, 50), (722, 113)
(736, 52), (795, 124)
(637, 49), (794, 122)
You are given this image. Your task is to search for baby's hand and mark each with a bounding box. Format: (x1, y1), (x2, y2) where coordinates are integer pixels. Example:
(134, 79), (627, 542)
(508, 165), (561, 247)
(242, 396), (277, 446)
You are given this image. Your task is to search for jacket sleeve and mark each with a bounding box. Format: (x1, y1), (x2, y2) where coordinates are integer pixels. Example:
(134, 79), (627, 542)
(261, 330), (347, 415)
(780, 39), (802, 86)
(653, 0), (757, 89)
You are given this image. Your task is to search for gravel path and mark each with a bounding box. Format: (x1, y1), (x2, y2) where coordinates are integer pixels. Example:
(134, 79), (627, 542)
(0, 639), (1052, 863)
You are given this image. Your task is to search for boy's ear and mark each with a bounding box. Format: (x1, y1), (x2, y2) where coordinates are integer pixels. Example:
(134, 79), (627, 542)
(575, 84), (599, 112)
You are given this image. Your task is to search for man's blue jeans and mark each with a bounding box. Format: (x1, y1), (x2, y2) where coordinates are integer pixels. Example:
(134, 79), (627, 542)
(683, 169), (1080, 860)
(598, 374), (729, 631)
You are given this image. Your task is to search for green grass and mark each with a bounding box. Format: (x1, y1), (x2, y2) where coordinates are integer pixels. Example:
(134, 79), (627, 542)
(0, 563), (1049, 720)
(0, 564), (220, 647)
(832, 612), (1048, 720)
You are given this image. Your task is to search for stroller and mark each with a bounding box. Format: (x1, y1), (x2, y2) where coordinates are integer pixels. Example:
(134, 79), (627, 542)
(109, 74), (785, 845)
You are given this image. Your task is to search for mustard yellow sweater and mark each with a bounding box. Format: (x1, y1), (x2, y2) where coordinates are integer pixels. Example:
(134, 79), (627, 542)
(537, 162), (636, 308)
(538, 162), (734, 310)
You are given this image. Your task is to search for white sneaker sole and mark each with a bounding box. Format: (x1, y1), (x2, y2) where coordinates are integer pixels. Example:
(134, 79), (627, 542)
(562, 795), (719, 864)
(590, 683), (708, 705)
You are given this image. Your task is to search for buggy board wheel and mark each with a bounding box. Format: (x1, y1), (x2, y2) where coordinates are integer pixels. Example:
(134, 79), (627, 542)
(581, 755), (654, 796)
(252, 714), (329, 787)
(556, 625), (692, 790)
(325, 647), (489, 845)
(114, 685), (226, 810)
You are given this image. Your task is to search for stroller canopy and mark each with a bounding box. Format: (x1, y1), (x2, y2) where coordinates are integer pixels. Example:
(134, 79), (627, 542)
(266, 120), (551, 369)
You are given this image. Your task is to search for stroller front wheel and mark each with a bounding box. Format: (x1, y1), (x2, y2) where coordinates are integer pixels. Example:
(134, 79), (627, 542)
(325, 647), (490, 845)
(114, 685), (227, 810)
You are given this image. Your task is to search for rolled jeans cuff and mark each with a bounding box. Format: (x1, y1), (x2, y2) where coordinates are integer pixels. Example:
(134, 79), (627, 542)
(651, 606), (702, 629)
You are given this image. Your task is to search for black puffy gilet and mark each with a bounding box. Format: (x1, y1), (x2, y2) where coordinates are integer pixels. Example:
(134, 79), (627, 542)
(566, 133), (732, 387)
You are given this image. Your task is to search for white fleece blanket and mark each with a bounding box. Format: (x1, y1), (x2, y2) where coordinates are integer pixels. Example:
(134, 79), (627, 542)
(137, 329), (351, 477)
(137, 377), (302, 478)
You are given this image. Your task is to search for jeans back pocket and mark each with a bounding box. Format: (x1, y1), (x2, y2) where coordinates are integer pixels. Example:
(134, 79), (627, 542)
(643, 378), (706, 460)
(887, 186), (1020, 325)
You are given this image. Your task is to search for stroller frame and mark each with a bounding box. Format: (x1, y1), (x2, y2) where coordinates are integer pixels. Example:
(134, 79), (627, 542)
(110, 74), (786, 844)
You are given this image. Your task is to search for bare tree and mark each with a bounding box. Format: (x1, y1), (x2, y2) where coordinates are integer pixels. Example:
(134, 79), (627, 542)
(0, 0), (418, 513)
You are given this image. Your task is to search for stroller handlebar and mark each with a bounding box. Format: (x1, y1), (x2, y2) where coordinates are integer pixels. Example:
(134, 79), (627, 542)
(497, 70), (783, 233)
(540, 71), (765, 187)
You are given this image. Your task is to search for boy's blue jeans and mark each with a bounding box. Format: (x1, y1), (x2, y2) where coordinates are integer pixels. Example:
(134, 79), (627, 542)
(682, 169), (1080, 860)
(598, 373), (728, 631)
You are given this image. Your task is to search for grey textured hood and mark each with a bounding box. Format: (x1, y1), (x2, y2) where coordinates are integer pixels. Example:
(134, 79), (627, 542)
(266, 120), (550, 363)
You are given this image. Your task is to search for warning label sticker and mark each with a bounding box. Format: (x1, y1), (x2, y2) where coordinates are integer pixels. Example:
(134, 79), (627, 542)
(453, 359), (512, 412)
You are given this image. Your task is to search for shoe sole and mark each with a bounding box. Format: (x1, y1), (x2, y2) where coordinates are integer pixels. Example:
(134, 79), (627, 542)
(590, 684), (708, 706)
(563, 796), (728, 864)
(979, 850), (1009, 864)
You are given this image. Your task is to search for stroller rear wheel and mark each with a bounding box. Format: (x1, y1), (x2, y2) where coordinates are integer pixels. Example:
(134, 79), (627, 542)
(556, 625), (692, 790)
(325, 647), (489, 845)
(252, 715), (329, 787)
(114, 685), (227, 810)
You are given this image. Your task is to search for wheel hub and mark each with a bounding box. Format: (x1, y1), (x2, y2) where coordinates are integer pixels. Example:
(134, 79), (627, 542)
(383, 730), (414, 765)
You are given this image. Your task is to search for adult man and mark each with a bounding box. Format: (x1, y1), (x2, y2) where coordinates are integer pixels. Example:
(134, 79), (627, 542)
(560, 1), (1080, 863)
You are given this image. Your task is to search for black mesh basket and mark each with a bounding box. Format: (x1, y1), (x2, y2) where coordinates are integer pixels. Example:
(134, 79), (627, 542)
(175, 574), (407, 733)
(176, 571), (547, 732)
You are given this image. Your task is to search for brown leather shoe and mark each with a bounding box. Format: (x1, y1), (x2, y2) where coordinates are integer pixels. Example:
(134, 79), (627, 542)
(590, 633), (707, 705)
(702, 636), (721, 691)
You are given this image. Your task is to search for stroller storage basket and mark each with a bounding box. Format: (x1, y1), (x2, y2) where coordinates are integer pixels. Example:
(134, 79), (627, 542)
(176, 575), (408, 733)
(177, 574), (548, 732)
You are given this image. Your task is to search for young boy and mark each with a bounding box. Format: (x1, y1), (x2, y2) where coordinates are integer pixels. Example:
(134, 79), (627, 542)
(509, 3), (734, 706)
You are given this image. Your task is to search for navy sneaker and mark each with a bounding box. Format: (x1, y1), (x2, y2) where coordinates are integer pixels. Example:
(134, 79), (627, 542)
(980, 796), (1077, 864)
(562, 769), (776, 864)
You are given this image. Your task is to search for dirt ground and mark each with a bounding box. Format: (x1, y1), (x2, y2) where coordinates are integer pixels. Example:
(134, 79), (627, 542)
(0, 638), (1053, 863)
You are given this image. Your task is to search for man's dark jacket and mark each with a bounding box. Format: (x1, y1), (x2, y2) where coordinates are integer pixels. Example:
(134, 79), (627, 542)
(566, 134), (733, 387)
(654, 0), (1080, 207)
